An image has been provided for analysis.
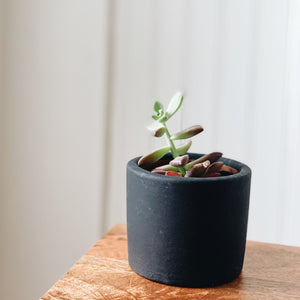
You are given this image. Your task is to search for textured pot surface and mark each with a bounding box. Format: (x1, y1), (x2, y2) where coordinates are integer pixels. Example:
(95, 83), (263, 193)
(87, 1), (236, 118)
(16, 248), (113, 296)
(127, 153), (251, 287)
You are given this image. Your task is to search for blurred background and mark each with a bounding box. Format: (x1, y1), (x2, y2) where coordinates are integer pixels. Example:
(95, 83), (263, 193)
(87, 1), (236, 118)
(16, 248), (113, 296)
(1, 0), (300, 299)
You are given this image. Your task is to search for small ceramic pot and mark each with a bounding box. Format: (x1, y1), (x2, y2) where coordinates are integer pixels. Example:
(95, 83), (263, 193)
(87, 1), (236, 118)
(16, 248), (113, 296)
(127, 153), (251, 287)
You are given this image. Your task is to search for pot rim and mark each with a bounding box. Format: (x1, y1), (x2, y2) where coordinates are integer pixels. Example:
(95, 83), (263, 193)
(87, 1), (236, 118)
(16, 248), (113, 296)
(127, 152), (251, 183)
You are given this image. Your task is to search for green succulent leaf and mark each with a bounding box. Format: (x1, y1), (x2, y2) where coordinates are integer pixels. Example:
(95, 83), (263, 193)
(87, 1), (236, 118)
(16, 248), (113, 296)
(152, 101), (164, 120)
(138, 146), (171, 166)
(153, 101), (164, 113)
(152, 164), (179, 172)
(171, 125), (203, 140)
(147, 122), (166, 137)
(176, 140), (192, 155)
(165, 92), (183, 120)
(158, 113), (169, 123)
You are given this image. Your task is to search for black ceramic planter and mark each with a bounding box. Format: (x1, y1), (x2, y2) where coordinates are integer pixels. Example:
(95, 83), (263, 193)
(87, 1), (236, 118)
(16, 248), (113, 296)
(127, 153), (251, 288)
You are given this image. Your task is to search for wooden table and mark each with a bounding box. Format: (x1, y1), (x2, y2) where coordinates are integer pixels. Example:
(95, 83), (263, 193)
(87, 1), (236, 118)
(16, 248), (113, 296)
(41, 224), (300, 299)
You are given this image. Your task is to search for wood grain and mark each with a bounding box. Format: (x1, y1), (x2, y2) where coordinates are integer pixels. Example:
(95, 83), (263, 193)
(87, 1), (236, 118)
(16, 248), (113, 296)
(41, 224), (300, 300)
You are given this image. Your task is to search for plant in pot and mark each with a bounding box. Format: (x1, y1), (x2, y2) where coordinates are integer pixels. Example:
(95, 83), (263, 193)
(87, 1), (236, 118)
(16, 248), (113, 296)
(127, 92), (251, 287)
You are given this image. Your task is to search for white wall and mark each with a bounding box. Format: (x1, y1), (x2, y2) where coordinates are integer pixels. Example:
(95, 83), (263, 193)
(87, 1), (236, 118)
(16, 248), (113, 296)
(1, 1), (300, 300)
(105, 0), (300, 247)
(0, 1), (109, 299)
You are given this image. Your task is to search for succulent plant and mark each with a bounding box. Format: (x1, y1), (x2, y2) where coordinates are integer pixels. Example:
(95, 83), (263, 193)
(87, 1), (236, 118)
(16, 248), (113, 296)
(138, 92), (238, 177)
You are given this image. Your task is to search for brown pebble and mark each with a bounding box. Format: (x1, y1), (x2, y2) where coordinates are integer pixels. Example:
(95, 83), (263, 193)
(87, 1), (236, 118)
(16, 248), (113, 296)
(185, 160), (210, 177)
(205, 161), (224, 176)
(170, 155), (189, 167)
(221, 164), (238, 174)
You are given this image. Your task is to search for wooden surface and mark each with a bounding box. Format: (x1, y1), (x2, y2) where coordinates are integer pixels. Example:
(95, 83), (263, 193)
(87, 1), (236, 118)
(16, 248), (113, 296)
(41, 224), (300, 300)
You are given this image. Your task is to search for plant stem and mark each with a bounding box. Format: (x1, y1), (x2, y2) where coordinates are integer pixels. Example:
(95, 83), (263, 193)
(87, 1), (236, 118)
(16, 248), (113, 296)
(162, 123), (186, 177)
(162, 122), (179, 158)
